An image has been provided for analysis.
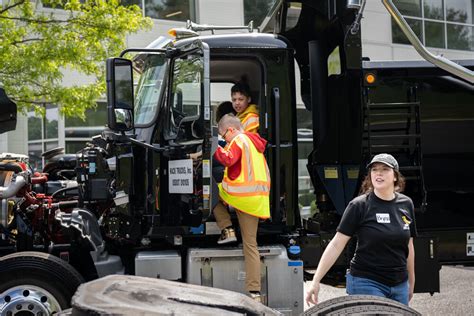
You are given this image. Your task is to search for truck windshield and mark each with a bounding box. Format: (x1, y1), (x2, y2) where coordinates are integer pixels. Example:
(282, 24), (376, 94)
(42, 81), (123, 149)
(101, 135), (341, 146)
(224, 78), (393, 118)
(133, 53), (168, 125)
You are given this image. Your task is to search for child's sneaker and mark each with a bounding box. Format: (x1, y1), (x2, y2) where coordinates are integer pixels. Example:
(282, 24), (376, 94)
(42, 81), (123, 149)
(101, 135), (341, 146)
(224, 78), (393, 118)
(249, 292), (262, 303)
(217, 227), (237, 244)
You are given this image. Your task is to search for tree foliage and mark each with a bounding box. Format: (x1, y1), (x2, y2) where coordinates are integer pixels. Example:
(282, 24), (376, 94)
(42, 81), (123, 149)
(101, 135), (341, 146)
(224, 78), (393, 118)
(0, 0), (152, 118)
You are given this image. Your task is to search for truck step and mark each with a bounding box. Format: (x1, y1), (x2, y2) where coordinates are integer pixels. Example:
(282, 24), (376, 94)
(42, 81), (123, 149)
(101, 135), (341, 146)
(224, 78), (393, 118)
(363, 144), (413, 149)
(366, 102), (420, 110)
(364, 112), (415, 117)
(364, 134), (421, 139)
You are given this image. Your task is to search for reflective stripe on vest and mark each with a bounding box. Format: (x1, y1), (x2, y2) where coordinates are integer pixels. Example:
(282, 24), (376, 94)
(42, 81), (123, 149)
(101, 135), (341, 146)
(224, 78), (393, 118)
(241, 114), (259, 133)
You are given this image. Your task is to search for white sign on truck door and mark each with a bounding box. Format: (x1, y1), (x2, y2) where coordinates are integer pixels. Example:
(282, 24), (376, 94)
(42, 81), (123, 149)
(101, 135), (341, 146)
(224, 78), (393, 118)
(467, 233), (474, 256)
(169, 159), (193, 194)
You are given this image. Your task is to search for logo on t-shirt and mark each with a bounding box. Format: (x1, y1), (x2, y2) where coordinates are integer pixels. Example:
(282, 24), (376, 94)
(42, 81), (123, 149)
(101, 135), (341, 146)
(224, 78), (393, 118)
(376, 213), (390, 223)
(399, 208), (412, 230)
(401, 215), (411, 230)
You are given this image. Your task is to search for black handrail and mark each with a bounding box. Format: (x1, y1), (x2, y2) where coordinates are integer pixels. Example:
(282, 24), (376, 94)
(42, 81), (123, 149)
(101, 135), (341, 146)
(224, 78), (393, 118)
(272, 88), (281, 222)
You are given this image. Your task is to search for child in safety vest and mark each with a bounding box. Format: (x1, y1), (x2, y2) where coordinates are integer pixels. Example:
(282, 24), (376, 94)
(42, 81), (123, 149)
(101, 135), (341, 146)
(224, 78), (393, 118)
(231, 83), (259, 133)
(213, 114), (270, 302)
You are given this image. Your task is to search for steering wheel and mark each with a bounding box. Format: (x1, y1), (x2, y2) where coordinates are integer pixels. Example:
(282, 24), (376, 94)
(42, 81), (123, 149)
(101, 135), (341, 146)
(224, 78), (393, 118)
(172, 108), (186, 125)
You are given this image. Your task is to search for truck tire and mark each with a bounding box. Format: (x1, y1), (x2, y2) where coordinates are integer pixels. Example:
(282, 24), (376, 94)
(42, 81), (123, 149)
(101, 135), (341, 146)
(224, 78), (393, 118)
(0, 251), (84, 315)
(304, 295), (421, 315)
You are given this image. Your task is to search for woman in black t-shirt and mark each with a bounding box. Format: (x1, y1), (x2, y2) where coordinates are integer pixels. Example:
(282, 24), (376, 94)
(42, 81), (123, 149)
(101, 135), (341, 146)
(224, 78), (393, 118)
(305, 153), (416, 306)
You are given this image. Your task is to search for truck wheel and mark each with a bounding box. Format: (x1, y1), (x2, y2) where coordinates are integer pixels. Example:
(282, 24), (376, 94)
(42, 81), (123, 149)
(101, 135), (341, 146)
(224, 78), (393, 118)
(304, 295), (421, 315)
(0, 251), (84, 315)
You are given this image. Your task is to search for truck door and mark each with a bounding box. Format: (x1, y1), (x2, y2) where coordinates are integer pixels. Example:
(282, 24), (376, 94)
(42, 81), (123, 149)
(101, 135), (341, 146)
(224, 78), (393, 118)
(161, 42), (212, 227)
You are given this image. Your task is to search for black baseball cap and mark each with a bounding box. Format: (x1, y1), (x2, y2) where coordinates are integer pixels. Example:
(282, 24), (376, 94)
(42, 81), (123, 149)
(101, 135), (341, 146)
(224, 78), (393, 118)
(367, 153), (399, 171)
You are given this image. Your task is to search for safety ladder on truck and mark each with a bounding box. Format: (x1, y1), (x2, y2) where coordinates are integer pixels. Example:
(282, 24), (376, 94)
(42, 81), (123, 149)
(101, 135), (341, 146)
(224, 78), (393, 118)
(363, 85), (427, 211)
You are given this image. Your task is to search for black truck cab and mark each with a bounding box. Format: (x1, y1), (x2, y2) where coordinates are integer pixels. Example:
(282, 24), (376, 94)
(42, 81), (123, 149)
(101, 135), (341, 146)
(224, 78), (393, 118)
(106, 31), (301, 244)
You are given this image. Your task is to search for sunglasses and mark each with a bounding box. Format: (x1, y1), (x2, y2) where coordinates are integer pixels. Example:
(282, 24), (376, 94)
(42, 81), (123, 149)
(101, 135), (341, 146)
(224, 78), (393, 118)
(221, 128), (230, 138)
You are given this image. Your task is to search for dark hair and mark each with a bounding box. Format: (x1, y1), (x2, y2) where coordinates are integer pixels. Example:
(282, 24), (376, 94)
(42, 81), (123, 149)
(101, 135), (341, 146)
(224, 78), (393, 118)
(359, 169), (406, 194)
(231, 82), (251, 98)
(215, 101), (236, 122)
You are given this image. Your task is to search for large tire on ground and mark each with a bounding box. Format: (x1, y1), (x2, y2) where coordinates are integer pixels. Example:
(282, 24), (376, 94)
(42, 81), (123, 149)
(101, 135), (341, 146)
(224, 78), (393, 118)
(0, 251), (85, 315)
(66, 275), (280, 316)
(304, 295), (421, 315)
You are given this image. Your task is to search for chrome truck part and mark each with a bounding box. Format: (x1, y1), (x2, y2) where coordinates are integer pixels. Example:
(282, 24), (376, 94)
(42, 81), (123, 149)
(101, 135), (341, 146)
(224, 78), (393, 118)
(0, 175), (26, 199)
(186, 19), (254, 33)
(0, 285), (62, 315)
(55, 209), (124, 277)
(0, 200), (8, 231)
(0, 171), (14, 230)
(0, 252), (84, 315)
(187, 244), (303, 315)
(90, 250), (124, 278)
(55, 209), (103, 251)
(135, 250), (182, 280)
(347, 0), (362, 9)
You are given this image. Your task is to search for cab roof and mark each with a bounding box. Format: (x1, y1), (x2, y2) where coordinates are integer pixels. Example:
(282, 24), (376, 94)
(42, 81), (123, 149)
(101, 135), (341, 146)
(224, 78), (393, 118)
(174, 33), (291, 50)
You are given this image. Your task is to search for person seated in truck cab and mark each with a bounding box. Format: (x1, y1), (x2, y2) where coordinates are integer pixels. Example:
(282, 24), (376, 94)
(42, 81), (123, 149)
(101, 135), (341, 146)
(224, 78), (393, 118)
(216, 101), (236, 124)
(211, 101), (236, 182)
(212, 114), (270, 302)
(188, 83), (257, 161)
(231, 82), (259, 133)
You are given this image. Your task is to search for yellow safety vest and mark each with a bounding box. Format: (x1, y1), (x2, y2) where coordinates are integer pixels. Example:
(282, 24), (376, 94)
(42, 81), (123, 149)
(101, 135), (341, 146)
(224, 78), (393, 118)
(237, 104), (259, 133)
(218, 133), (271, 219)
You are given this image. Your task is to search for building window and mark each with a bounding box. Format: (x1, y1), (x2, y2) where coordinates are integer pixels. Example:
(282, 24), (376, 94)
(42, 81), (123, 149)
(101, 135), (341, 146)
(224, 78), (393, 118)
(65, 105), (107, 129)
(65, 103), (107, 153)
(45, 106), (59, 139)
(122, 0), (195, 21)
(65, 141), (88, 154)
(28, 116), (42, 141)
(145, 0), (195, 21)
(27, 105), (59, 171)
(244, 0), (279, 26)
(27, 103), (108, 170)
(392, 0), (474, 51)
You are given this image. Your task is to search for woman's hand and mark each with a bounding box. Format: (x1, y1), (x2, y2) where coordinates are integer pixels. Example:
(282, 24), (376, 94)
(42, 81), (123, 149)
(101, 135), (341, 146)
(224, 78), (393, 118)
(304, 232), (351, 307)
(305, 281), (320, 306)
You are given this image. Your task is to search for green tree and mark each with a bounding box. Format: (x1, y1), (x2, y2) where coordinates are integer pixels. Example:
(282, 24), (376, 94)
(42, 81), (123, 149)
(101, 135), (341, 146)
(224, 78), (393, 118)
(0, 0), (152, 118)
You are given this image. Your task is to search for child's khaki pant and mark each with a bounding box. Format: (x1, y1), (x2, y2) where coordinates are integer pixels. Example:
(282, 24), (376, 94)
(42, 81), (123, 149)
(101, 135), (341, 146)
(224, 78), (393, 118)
(214, 201), (261, 292)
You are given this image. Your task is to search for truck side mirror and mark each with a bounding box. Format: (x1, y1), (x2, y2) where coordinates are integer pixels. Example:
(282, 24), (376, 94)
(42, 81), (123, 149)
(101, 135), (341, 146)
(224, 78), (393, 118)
(106, 58), (134, 131)
(0, 87), (17, 134)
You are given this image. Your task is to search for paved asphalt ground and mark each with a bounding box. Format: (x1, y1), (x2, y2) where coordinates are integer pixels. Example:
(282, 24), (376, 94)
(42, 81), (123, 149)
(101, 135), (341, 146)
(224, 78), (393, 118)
(304, 266), (474, 315)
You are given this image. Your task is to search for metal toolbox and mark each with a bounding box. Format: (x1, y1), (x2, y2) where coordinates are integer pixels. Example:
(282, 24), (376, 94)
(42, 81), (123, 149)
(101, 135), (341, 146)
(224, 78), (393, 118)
(186, 244), (303, 315)
(135, 250), (182, 280)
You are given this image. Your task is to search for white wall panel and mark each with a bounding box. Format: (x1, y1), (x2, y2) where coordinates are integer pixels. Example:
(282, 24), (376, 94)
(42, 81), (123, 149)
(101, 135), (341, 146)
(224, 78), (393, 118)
(126, 20), (180, 48)
(361, 11), (391, 45)
(362, 43), (394, 60)
(6, 115), (28, 155)
(392, 45), (426, 60)
(364, 0), (387, 14)
(0, 134), (7, 153)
